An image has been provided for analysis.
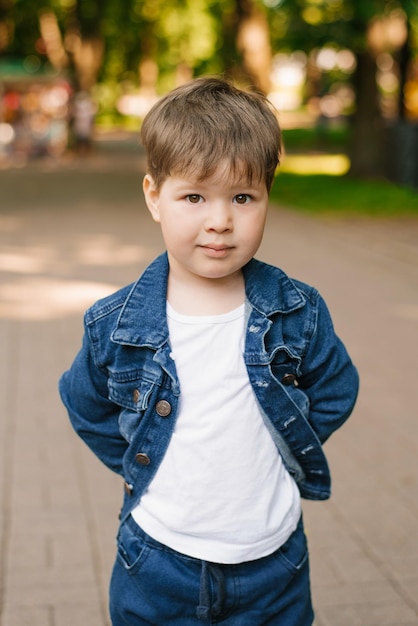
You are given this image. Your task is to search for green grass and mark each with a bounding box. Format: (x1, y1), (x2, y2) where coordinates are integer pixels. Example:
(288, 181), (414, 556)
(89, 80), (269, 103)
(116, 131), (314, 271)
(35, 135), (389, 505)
(282, 126), (349, 153)
(270, 172), (418, 216)
(276, 124), (418, 216)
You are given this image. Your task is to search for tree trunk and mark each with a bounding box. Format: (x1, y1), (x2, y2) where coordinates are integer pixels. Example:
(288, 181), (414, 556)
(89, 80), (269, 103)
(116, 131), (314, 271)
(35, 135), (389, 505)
(233, 0), (272, 94)
(64, 0), (104, 92)
(348, 50), (386, 178)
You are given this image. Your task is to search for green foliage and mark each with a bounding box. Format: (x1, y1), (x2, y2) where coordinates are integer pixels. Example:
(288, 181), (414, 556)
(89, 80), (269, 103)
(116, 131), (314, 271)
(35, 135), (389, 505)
(282, 126), (350, 153)
(267, 0), (418, 53)
(1, 1), (40, 58)
(151, 0), (224, 83)
(1, 0), (417, 88)
(270, 172), (418, 215)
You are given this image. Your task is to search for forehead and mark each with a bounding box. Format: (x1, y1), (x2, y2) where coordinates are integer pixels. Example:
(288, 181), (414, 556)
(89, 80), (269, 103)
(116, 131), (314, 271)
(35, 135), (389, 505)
(170, 157), (264, 188)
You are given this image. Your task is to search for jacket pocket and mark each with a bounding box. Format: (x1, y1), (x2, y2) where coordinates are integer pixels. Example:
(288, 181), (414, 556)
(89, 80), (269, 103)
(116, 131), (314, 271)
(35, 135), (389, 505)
(108, 376), (156, 443)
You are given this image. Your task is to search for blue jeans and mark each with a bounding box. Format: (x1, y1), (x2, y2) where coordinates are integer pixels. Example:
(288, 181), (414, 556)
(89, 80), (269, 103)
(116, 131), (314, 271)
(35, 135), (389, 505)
(109, 515), (314, 625)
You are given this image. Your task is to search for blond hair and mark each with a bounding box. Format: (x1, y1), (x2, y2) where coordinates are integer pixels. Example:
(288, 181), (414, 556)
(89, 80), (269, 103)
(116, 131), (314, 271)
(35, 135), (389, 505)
(140, 77), (281, 191)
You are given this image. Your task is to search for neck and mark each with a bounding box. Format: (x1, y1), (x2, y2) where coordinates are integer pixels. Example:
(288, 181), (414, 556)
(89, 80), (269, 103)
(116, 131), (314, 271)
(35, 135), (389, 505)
(167, 271), (245, 315)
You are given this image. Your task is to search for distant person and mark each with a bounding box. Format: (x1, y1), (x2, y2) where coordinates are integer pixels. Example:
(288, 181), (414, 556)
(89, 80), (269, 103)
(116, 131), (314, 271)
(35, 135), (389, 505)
(71, 91), (96, 153)
(59, 77), (359, 625)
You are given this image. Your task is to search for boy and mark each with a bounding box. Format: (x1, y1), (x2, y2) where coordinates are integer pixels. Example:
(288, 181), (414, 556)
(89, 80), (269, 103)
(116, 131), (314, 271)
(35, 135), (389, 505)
(59, 77), (359, 625)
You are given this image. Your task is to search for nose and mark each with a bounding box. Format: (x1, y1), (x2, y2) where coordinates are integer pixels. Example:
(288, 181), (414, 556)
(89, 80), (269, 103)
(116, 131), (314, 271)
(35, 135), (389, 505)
(205, 202), (233, 233)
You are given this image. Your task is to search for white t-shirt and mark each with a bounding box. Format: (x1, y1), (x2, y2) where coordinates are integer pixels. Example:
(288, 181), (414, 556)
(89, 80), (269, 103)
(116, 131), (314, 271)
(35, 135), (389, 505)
(132, 303), (301, 563)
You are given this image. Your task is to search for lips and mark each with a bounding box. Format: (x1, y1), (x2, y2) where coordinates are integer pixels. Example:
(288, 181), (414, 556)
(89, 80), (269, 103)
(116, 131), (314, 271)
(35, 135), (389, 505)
(202, 244), (229, 251)
(200, 244), (232, 257)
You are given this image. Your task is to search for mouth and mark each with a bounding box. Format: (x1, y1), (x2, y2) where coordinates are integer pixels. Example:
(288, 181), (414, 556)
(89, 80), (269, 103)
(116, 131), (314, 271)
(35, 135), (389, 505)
(200, 244), (233, 258)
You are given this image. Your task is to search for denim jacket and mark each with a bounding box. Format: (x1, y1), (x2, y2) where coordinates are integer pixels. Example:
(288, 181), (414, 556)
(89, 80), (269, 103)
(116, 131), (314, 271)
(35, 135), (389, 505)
(59, 253), (359, 523)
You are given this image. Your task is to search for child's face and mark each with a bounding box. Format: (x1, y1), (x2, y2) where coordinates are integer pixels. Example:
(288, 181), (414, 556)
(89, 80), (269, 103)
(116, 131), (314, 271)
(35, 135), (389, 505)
(143, 162), (269, 287)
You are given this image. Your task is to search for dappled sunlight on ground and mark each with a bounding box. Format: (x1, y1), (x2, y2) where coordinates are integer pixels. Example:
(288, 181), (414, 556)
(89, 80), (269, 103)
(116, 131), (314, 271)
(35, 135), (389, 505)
(0, 276), (119, 320)
(0, 230), (158, 321)
(0, 247), (57, 273)
(75, 234), (149, 267)
(0, 161), (162, 321)
(281, 153), (350, 175)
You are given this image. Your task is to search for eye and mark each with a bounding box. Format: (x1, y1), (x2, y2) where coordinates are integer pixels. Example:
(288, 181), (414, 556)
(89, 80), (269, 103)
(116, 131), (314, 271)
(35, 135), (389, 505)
(233, 194), (251, 205)
(186, 194), (203, 204)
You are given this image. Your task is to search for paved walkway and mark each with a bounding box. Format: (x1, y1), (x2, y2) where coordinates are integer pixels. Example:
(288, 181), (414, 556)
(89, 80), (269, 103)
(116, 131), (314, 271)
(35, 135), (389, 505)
(0, 137), (417, 626)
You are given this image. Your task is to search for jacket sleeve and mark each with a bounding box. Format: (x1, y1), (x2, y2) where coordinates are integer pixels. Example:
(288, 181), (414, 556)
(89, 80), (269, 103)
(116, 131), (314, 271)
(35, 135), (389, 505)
(59, 329), (128, 475)
(298, 291), (359, 444)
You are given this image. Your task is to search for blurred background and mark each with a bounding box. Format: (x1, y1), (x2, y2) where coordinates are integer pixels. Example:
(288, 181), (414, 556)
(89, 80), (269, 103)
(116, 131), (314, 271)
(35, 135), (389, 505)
(0, 0), (418, 196)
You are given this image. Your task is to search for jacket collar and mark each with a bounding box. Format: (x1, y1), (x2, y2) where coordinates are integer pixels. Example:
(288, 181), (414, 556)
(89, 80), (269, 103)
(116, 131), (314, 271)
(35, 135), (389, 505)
(111, 252), (306, 346)
(243, 257), (306, 316)
(111, 253), (170, 347)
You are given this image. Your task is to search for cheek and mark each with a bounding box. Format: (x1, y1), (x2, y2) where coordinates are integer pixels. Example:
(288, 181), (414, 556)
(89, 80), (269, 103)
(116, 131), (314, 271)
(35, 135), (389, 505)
(160, 216), (192, 244)
(166, 209), (201, 232)
(246, 213), (267, 238)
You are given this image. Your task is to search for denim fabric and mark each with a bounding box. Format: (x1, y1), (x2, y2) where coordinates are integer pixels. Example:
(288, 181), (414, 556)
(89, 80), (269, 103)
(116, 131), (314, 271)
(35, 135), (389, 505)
(59, 252), (359, 523)
(109, 515), (314, 625)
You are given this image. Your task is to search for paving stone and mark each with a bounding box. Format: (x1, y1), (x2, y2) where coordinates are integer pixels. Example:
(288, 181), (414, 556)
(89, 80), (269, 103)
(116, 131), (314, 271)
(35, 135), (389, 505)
(318, 601), (418, 626)
(54, 604), (110, 626)
(2, 606), (54, 626)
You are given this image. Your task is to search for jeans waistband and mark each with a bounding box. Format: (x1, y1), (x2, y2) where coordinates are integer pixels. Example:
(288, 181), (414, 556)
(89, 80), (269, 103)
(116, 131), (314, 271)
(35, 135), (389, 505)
(125, 515), (227, 620)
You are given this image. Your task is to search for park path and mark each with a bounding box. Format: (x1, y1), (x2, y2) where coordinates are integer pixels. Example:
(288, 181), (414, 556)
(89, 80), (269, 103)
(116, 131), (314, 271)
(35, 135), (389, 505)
(0, 135), (418, 626)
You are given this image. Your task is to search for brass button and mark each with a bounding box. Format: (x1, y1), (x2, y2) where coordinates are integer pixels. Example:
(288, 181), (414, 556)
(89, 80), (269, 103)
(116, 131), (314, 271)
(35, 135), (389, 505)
(135, 453), (151, 466)
(156, 400), (172, 417)
(124, 481), (133, 495)
(132, 389), (140, 403)
(282, 373), (297, 386)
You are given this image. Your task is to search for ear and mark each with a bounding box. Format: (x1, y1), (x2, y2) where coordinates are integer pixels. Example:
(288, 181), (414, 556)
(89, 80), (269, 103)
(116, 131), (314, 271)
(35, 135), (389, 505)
(143, 174), (161, 223)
